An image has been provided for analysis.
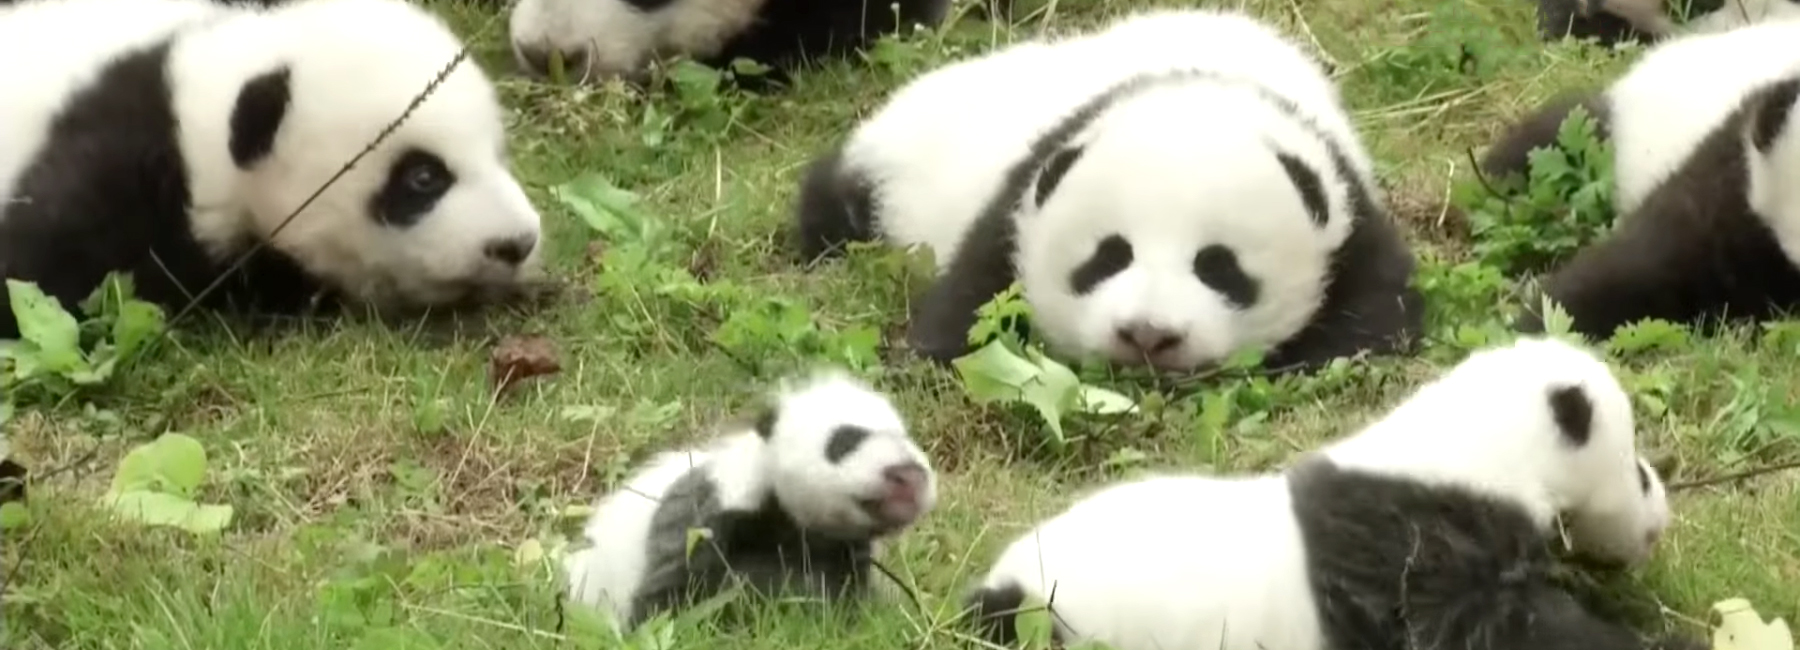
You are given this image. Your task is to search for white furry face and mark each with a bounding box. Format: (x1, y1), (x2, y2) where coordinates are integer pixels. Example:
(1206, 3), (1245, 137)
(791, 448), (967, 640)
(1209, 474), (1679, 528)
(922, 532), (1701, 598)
(1015, 82), (1352, 371)
(1322, 337), (1664, 567)
(758, 370), (937, 540)
(506, 0), (765, 80)
(171, 0), (543, 308)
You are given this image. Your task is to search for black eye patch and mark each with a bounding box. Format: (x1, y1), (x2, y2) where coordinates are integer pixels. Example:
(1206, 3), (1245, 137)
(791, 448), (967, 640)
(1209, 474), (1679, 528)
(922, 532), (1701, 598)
(1193, 245), (1259, 309)
(1068, 234), (1133, 296)
(370, 148), (457, 227)
(1033, 144), (1087, 209)
(824, 425), (872, 464)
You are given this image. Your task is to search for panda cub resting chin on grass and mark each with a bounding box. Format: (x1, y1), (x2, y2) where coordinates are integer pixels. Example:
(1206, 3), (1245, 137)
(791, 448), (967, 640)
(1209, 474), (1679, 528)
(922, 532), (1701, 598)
(0, 0), (544, 340)
(562, 368), (938, 630)
(964, 336), (1701, 650)
(792, 8), (1423, 377)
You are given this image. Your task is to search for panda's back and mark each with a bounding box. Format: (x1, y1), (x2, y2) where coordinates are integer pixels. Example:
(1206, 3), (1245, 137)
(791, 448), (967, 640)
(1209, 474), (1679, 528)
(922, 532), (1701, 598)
(987, 474), (1321, 650)
(1608, 20), (1800, 213)
(564, 449), (707, 625)
(0, 0), (226, 202)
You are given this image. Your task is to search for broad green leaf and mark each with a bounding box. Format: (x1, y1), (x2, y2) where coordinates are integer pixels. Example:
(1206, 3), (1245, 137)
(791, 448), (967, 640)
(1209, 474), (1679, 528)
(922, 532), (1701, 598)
(0, 502), (29, 530)
(1714, 598), (1794, 650)
(111, 300), (166, 360)
(104, 490), (233, 534)
(550, 173), (659, 244)
(1077, 384), (1138, 415)
(952, 341), (1042, 404)
(1015, 594), (1056, 650)
(514, 537), (546, 567)
(1018, 348), (1082, 444)
(109, 433), (209, 497)
(6, 279), (84, 374)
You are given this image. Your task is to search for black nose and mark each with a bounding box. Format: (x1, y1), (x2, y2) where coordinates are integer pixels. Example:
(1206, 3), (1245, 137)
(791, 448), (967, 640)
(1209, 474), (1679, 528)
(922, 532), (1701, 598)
(1115, 322), (1185, 354)
(514, 41), (587, 80)
(484, 234), (536, 266)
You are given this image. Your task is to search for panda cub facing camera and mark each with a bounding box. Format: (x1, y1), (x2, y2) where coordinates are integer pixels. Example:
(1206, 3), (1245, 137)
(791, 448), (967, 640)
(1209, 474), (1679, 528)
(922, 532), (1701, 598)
(0, 0), (544, 340)
(963, 336), (1697, 650)
(506, 0), (952, 88)
(793, 9), (1423, 375)
(1482, 21), (1800, 340)
(562, 368), (938, 629)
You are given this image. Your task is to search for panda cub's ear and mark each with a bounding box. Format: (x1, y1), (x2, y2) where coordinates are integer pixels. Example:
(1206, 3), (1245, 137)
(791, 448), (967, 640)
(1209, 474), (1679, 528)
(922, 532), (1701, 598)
(1031, 144), (1087, 209)
(1546, 383), (1594, 447)
(1747, 77), (1800, 155)
(228, 66), (295, 169)
(1271, 148), (1331, 228)
(752, 403), (780, 440)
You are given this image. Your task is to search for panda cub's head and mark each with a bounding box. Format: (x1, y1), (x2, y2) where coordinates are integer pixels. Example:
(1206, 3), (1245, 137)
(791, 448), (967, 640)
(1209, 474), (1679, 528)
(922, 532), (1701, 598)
(180, 0), (543, 310)
(751, 369), (938, 540)
(1014, 75), (1354, 371)
(1324, 336), (1670, 567)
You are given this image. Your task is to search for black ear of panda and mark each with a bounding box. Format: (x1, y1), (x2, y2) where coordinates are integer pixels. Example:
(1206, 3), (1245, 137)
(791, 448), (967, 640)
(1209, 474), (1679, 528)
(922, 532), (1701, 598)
(1749, 77), (1800, 154)
(1546, 383), (1594, 447)
(229, 65), (293, 169)
(1032, 144), (1087, 209)
(1273, 149), (1330, 228)
(752, 403), (779, 440)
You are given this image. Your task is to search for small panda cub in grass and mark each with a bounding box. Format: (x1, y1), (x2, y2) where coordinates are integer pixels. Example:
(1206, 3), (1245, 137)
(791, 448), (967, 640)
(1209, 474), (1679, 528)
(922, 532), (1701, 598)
(506, 0), (951, 89)
(563, 369), (937, 630)
(964, 336), (1698, 650)
(0, 0), (543, 340)
(793, 9), (1423, 376)
(1483, 21), (1800, 340)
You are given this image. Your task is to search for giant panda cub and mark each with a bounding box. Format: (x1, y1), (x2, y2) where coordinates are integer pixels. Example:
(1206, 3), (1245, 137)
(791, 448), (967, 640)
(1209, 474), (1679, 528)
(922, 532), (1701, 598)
(1482, 21), (1800, 339)
(792, 9), (1423, 375)
(562, 368), (938, 629)
(961, 336), (1700, 650)
(1536, 0), (1800, 47)
(0, 0), (543, 340)
(506, 0), (952, 89)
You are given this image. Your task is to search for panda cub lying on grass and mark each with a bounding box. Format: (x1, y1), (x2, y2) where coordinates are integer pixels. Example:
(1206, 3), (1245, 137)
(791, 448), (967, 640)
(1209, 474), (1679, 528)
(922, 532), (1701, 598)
(563, 369), (937, 630)
(964, 336), (1701, 650)
(1484, 20), (1800, 340)
(793, 8), (1423, 376)
(0, 0), (543, 340)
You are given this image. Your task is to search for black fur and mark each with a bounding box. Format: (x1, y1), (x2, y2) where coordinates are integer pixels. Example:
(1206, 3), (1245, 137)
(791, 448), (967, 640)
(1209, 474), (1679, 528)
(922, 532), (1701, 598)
(0, 39), (324, 340)
(515, 0), (952, 90)
(1515, 78), (1800, 339)
(1275, 150), (1331, 227)
(1480, 92), (1612, 185)
(1534, 0), (1732, 46)
(963, 581), (1055, 647)
(796, 68), (1424, 372)
(0, 457), (25, 505)
(228, 66), (291, 168)
(628, 464), (878, 628)
(823, 425), (872, 463)
(1033, 144), (1085, 208)
(1286, 454), (1707, 650)
(1548, 384), (1595, 445)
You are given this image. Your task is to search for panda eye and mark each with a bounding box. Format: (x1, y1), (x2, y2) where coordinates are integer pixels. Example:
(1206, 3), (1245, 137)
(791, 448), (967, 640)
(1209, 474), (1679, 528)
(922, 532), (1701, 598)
(1068, 234), (1133, 296)
(1192, 244), (1260, 309)
(371, 148), (458, 227)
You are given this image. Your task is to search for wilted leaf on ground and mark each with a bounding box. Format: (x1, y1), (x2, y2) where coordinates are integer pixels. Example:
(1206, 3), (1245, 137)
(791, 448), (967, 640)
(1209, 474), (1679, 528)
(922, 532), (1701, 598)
(490, 334), (562, 394)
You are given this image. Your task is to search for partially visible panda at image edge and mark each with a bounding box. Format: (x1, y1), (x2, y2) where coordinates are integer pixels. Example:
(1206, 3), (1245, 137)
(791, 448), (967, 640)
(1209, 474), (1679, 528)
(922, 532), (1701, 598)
(562, 369), (938, 630)
(505, 0), (952, 89)
(1533, 0), (1800, 47)
(791, 9), (1423, 375)
(0, 0), (543, 340)
(1481, 21), (1800, 340)
(960, 336), (1700, 650)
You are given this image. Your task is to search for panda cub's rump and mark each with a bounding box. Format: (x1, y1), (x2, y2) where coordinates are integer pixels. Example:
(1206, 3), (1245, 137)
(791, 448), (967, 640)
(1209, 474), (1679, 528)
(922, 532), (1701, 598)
(795, 9), (1422, 375)
(0, 0), (543, 339)
(963, 337), (1695, 650)
(506, 0), (952, 88)
(1483, 22), (1800, 338)
(563, 369), (937, 629)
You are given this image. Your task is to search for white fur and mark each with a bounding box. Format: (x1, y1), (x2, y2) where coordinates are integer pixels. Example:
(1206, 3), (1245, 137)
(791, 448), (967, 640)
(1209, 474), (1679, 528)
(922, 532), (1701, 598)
(507, 0), (766, 80)
(563, 369), (938, 626)
(1605, 20), (1800, 214)
(1685, 0), (1800, 36)
(0, 0), (543, 306)
(840, 8), (1370, 370)
(975, 336), (1667, 650)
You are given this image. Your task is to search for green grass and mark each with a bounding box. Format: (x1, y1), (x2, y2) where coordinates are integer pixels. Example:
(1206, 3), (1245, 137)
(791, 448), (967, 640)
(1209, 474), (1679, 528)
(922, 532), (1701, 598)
(5, 0), (1800, 647)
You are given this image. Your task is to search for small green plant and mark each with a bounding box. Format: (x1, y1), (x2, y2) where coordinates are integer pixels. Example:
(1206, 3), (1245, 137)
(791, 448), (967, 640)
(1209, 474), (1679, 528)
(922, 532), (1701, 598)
(1455, 105), (1616, 275)
(2, 273), (166, 406)
(1360, 3), (1524, 102)
(103, 432), (233, 535)
(950, 284), (1137, 450)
